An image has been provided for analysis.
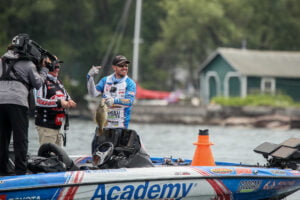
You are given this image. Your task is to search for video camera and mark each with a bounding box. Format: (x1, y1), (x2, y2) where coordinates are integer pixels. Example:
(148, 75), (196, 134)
(11, 33), (57, 71)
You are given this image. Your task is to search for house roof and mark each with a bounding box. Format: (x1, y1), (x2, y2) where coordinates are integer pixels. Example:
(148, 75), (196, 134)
(199, 47), (300, 78)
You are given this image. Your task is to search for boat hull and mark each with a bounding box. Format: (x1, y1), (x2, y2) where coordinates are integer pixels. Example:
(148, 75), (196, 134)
(0, 165), (300, 200)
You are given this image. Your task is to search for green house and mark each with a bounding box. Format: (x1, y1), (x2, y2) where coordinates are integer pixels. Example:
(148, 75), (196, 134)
(199, 48), (300, 104)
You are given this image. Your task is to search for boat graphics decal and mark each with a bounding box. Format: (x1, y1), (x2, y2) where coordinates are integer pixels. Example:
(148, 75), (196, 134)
(73, 156), (91, 164)
(270, 170), (288, 175)
(210, 168), (234, 175)
(235, 168), (252, 175)
(263, 180), (296, 190)
(0, 195), (42, 200)
(290, 170), (300, 176)
(191, 167), (233, 200)
(238, 180), (261, 193)
(57, 171), (85, 200)
(0, 166), (300, 200)
(91, 181), (194, 200)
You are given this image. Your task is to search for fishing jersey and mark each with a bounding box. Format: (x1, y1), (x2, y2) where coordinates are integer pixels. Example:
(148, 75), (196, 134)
(34, 74), (71, 129)
(95, 74), (136, 128)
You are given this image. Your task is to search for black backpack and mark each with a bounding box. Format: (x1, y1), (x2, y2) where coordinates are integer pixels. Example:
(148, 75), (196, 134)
(27, 156), (66, 173)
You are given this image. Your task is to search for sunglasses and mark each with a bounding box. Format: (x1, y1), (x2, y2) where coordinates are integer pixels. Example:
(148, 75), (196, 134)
(117, 63), (129, 68)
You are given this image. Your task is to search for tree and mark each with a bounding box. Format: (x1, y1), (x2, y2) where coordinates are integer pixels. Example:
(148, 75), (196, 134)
(1, 0), (300, 105)
(148, 0), (243, 92)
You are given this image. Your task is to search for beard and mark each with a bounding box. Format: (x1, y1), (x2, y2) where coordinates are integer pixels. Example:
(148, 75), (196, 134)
(115, 71), (127, 78)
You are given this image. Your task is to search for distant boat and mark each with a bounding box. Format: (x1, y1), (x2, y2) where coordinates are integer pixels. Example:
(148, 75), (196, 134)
(136, 83), (171, 100)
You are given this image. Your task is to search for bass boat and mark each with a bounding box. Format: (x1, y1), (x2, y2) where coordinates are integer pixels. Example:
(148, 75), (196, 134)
(0, 129), (299, 200)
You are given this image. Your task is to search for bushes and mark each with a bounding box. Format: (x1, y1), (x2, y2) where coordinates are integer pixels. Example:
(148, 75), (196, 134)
(211, 94), (300, 107)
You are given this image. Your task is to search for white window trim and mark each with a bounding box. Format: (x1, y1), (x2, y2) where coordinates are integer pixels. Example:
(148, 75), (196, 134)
(261, 77), (276, 95)
(224, 72), (247, 98)
(204, 71), (221, 104)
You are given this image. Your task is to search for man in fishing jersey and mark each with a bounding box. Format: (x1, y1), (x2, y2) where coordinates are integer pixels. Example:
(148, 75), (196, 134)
(87, 55), (136, 129)
(87, 56), (153, 168)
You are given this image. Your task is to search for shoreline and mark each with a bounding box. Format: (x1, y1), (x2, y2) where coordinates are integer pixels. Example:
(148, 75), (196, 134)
(67, 104), (300, 129)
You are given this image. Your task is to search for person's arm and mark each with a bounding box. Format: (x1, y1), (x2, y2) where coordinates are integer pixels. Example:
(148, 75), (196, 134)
(34, 85), (59, 108)
(34, 82), (70, 108)
(26, 62), (49, 90)
(63, 85), (77, 108)
(87, 66), (102, 97)
(87, 76), (102, 97)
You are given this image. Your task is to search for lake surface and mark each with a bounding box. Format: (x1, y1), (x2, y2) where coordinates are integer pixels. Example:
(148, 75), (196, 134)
(28, 119), (300, 199)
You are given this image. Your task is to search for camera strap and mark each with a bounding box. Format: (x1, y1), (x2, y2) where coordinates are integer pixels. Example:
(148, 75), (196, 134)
(0, 57), (30, 90)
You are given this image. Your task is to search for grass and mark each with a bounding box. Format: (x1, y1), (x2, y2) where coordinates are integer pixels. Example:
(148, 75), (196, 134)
(211, 94), (300, 107)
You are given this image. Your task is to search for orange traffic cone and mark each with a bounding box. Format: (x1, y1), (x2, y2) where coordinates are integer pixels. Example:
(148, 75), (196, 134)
(191, 129), (215, 166)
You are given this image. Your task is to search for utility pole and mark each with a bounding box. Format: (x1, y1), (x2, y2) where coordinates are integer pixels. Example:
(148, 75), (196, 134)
(132, 0), (142, 82)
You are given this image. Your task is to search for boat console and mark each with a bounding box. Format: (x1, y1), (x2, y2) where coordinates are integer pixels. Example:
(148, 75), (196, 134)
(91, 128), (154, 169)
(254, 137), (300, 170)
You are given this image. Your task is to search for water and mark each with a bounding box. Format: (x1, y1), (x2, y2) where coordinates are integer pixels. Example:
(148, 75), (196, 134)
(28, 119), (300, 199)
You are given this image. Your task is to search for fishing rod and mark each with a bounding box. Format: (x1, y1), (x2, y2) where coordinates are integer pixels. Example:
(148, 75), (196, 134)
(63, 110), (69, 147)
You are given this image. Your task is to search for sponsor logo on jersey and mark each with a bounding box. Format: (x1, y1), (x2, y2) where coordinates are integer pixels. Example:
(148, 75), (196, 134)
(108, 110), (121, 119)
(128, 91), (135, 96)
(120, 99), (130, 104)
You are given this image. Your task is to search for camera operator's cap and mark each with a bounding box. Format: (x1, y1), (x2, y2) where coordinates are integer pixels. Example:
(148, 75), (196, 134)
(112, 55), (130, 66)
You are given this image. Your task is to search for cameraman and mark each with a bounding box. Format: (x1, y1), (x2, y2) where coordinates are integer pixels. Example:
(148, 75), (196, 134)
(34, 56), (76, 147)
(0, 34), (49, 175)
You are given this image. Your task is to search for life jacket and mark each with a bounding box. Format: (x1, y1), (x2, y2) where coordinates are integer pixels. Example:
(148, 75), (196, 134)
(35, 77), (66, 129)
